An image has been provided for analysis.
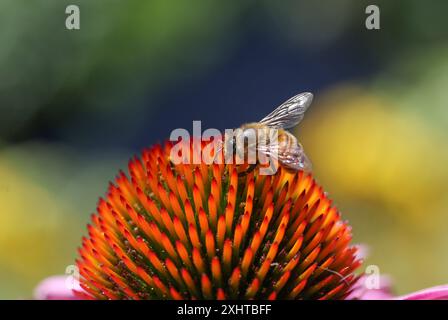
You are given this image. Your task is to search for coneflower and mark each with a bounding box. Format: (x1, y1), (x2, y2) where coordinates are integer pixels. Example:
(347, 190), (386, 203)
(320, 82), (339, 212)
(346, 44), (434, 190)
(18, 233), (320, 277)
(75, 140), (362, 300)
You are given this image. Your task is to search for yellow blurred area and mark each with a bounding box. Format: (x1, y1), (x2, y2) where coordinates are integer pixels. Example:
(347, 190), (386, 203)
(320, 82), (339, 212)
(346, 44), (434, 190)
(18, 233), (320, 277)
(303, 86), (448, 226)
(300, 85), (448, 294)
(0, 142), (126, 298)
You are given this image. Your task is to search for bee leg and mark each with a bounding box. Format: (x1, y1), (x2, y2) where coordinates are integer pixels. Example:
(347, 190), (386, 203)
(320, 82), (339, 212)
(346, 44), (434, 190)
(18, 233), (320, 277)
(238, 163), (258, 177)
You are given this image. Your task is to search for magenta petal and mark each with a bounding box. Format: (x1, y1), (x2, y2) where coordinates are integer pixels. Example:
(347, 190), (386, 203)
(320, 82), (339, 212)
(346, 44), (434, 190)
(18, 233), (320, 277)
(346, 275), (395, 300)
(34, 275), (82, 300)
(398, 285), (448, 300)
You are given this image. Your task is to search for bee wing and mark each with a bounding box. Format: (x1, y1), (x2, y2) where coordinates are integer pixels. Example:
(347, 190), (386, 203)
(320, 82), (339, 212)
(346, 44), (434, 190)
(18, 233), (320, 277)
(259, 92), (313, 129)
(257, 143), (312, 172)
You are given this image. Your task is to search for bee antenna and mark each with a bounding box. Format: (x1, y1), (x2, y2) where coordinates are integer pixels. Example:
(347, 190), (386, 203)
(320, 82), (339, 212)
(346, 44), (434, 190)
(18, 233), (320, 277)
(317, 266), (350, 287)
(213, 140), (223, 163)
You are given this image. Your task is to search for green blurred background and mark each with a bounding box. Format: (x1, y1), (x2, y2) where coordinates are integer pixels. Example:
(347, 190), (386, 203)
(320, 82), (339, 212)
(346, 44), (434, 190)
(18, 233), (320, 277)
(1, 0), (448, 298)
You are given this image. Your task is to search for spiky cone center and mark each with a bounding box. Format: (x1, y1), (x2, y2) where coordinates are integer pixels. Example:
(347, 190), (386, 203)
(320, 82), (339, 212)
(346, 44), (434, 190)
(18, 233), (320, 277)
(76, 140), (362, 300)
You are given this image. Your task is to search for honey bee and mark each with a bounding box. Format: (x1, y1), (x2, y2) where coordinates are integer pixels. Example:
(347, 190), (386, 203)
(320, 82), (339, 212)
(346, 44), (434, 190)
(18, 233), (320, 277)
(222, 92), (313, 176)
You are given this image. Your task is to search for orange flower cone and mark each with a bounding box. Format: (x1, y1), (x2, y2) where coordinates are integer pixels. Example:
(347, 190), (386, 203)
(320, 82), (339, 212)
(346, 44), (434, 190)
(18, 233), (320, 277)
(75, 140), (362, 300)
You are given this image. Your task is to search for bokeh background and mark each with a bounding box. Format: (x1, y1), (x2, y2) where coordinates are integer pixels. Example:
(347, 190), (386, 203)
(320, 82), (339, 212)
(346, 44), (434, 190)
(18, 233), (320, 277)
(1, 0), (447, 298)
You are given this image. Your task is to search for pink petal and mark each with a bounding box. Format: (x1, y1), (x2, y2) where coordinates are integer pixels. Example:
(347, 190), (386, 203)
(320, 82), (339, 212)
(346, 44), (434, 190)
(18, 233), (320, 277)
(397, 285), (448, 300)
(34, 275), (82, 300)
(346, 275), (394, 300)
